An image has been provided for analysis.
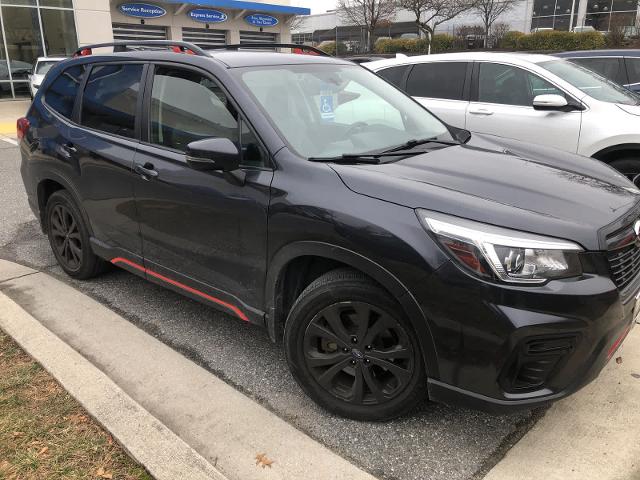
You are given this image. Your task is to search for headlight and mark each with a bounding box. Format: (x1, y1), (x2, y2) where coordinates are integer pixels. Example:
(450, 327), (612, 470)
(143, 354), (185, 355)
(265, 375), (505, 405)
(416, 210), (583, 284)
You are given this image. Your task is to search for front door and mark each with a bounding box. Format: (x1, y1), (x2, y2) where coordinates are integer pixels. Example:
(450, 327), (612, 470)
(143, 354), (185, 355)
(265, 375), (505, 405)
(132, 65), (273, 323)
(465, 62), (582, 153)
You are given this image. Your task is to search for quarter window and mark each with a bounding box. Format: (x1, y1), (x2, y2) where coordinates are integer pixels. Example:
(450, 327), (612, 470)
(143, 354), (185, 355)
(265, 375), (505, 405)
(45, 65), (85, 119)
(377, 65), (410, 88)
(406, 62), (468, 100)
(150, 66), (239, 152)
(625, 57), (640, 85)
(81, 64), (143, 139)
(477, 63), (563, 106)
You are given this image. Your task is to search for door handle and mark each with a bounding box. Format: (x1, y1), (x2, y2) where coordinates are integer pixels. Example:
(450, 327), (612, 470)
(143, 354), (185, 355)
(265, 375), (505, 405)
(57, 142), (77, 159)
(62, 143), (77, 153)
(135, 163), (159, 181)
(468, 108), (494, 116)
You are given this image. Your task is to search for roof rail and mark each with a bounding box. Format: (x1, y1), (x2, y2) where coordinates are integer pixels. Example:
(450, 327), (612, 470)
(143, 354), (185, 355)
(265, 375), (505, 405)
(207, 43), (331, 57)
(73, 41), (209, 57)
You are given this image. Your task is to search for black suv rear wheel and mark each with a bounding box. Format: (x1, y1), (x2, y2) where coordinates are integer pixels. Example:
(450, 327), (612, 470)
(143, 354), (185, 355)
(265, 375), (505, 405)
(45, 190), (106, 279)
(284, 268), (426, 421)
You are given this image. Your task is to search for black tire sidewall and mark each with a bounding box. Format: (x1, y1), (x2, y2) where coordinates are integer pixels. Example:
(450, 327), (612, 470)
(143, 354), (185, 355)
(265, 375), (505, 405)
(45, 190), (101, 279)
(284, 274), (426, 421)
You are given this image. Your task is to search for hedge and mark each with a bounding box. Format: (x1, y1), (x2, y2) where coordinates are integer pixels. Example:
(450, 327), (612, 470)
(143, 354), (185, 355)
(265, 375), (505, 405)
(318, 41), (348, 56)
(374, 35), (458, 54)
(372, 30), (606, 54)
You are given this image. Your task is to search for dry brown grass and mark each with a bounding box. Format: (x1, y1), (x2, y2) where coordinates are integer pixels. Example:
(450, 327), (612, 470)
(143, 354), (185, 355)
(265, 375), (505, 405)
(0, 330), (153, 480)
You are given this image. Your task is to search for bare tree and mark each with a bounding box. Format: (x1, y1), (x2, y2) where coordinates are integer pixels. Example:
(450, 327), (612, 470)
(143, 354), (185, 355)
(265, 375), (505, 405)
(398, 0), (477, 53)
(472, 0), (517, 47)
(287, 14), (307, 34)
(337, 0), (398, 52)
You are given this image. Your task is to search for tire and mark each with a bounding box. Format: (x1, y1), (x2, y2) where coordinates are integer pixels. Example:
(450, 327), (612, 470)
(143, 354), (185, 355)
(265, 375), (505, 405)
(609, 158), (640, 186)
(284, 268), (427, 421)
(45, 190), (106, 279)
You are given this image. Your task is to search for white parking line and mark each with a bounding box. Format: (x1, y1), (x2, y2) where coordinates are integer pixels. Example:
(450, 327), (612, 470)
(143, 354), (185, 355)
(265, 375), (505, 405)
(0, 137), (18, 146)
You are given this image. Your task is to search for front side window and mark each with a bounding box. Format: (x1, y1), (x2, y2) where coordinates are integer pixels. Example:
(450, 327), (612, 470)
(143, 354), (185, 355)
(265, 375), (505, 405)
(406, 62), (468, 100)
(625, 57), (640, 85)
(45, 65), (84, 119)
(36, 61), (60, 75)
(81, 63), (143, 139)
(235, 64), (451, 159)
(477, 63), (563, 106)
(540, 59), (639, 105)
(571, 57), (626, 85)
(150, 66), (239, 152)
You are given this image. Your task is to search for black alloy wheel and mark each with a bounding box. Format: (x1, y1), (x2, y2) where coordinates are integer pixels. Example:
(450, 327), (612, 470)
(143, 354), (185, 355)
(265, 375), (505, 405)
(49, 203), (83, 272)
(303, 301), (414, 406)
(285, 268), (426, 421)
(45, 190), (107, 279)
(610, 158), (640, 188)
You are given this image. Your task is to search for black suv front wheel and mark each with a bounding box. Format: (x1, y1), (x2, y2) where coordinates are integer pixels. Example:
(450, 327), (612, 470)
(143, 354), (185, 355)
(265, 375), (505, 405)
(284, 268), (426, 421)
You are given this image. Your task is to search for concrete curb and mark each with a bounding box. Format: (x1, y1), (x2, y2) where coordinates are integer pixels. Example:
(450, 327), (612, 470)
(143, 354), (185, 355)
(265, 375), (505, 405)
(0, 259), (378, 480)
(0, 264), (228, 480)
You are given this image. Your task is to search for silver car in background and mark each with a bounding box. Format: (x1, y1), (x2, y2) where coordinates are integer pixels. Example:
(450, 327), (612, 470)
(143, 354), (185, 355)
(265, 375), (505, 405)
(29, 57), (66, 98)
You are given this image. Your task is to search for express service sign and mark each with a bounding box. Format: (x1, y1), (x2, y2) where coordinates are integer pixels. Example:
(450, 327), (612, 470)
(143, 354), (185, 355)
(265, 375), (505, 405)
(188, 9), (227, 23)
(118, 2), (166, 18)
(244, 13), (279, 27)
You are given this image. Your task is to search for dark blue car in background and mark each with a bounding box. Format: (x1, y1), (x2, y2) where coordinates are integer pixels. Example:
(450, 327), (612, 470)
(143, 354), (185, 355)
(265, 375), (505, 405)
(556, 49), (640, 92)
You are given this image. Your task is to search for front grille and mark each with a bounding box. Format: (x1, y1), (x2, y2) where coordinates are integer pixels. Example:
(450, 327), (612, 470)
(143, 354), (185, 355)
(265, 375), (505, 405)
(606, 220), (640, 291)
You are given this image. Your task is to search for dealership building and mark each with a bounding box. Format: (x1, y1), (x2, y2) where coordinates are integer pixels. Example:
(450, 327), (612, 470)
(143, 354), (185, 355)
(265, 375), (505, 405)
(0, 0), (309, 99)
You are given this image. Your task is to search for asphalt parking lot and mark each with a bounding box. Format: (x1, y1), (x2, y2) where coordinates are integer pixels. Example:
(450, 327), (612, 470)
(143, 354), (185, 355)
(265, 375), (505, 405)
(0, 138), (539, 480)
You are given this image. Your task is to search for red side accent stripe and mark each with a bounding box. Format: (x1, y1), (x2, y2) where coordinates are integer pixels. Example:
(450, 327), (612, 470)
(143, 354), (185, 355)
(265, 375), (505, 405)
(607, 324), (632, 360)
(110, 257), (249, 322)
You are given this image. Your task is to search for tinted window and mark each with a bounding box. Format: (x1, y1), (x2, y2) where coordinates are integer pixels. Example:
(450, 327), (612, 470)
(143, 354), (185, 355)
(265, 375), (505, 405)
(625, 57), (640, 85)
(240, 119), (267, 168)
(150, 66), (239, 152)
(377, 65), (409, 88)
(44, 65), (84, 119)
(406, 62), (467, 100)
(571, 57), (626, 85)
(477, 63), (563, 106)
(81, 64), (143, 139)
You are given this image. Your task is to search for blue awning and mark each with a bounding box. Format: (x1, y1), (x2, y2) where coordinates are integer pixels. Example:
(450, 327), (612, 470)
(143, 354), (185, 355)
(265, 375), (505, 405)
(160, 0), (310, 15)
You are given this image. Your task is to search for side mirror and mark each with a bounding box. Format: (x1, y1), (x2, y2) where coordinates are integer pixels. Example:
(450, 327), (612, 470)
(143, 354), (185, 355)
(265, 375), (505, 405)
(186, 138), (240, 172)
(533, 94), (569, 111)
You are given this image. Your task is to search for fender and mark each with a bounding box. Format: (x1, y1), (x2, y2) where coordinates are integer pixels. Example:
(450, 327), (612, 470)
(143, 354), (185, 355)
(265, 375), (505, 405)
(265, 240), (440, 378)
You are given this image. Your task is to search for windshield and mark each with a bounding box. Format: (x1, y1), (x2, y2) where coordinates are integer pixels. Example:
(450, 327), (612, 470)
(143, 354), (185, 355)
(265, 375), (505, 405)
(235, 64), (452, 159)
(540, 59), (639, 105)
(35, 61), (59, 75)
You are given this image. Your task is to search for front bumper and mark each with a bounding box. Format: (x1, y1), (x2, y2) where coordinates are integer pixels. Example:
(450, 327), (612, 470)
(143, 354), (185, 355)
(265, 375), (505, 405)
(414, 254), (637, 412)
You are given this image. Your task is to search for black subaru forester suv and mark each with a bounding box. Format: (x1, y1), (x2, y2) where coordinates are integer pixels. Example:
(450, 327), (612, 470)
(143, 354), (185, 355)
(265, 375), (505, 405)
(19, 41), (639, 420)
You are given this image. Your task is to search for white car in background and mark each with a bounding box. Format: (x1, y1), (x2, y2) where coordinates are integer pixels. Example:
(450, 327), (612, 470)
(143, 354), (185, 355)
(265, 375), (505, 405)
(29, 57), (66, 98)
(365, 52), (640, 183)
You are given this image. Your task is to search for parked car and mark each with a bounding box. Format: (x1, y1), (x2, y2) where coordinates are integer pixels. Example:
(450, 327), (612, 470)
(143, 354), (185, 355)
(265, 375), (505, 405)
(29, 57), (66, 98)
(555, 50), (640, 93)
(365, 52), (640, 182)
(571, 26), (596, 33)
(19, 41), (638, 420)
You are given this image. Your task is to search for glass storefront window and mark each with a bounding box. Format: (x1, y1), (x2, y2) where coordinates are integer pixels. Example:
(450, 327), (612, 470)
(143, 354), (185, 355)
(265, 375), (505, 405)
(39, 0), (73, 7)
(532, 0), (579, 31)
(2, 6), (44, 81)
(533, 0), (556, 17)
(41, 8), (77, 55)
(531, 16), (554, 29)
(585, 12), (611, 29)
(587, 0), (612, 13)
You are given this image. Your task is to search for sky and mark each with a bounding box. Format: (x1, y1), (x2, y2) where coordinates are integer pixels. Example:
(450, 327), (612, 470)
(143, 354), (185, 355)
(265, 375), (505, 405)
(295, 0), (338, 14)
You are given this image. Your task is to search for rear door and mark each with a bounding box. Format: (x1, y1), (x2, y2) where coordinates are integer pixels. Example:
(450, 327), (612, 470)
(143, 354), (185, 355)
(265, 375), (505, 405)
(465, 62), (581, 153)
(132, 63), (273, 322)
(70, 62), (145, 259)
(404, 61), (471, 128)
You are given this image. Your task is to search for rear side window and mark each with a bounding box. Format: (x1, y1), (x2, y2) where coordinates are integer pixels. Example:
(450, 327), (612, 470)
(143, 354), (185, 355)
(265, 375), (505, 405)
(377, 65), (409, 88)
(571, 57), (627, 85)
(81, 64), (143, 139)
(406, 62), (468, 100)
(45, 65), (85, 119)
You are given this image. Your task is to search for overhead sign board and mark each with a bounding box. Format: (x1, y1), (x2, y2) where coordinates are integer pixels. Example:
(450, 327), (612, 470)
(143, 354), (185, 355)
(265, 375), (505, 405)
(118, 3), (166, 18)
(244, 13), (279, 27)
(188, 8), (228, 23)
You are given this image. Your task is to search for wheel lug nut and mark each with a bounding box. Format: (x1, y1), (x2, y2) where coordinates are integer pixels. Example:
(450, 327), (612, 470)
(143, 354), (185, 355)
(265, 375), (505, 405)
(350, 360), (357, 365)
(351, 336), (358, 344)
(365, 359), (371, 365)
(365, 345), (372, 350)
(342, 347), (349, 353)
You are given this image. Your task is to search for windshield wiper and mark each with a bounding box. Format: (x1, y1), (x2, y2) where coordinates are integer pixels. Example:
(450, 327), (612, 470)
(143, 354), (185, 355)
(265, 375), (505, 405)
(381, 137), (461, 154)
(308, 154), (382, 164)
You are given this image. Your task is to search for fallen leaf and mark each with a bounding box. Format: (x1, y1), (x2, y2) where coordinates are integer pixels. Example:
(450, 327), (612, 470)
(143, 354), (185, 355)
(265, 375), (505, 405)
(255, 452), (274, 469)
(12, 431), (24, 438)
(96, 467), (113, 479)
(38, 446), (48, 456)
(616, 356), (623, 364)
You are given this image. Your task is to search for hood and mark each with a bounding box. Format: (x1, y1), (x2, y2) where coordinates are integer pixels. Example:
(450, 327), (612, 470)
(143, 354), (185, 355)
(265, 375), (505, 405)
(331, 134), (640, 251)
(617, 104), (640, 116)
(31, 74), (45, 86)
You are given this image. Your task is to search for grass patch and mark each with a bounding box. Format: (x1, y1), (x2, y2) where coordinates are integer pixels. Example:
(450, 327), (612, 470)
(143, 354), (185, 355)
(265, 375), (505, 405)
(0, 330), (153, 480)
